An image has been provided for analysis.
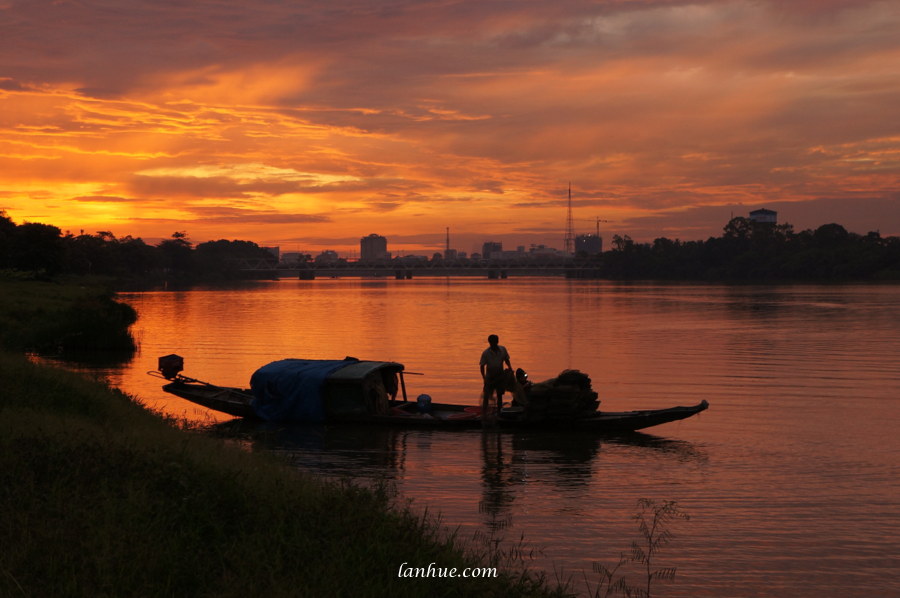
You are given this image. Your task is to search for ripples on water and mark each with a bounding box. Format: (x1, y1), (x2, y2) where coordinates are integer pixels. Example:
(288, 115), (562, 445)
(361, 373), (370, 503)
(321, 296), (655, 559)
(102, 280), (900, 597)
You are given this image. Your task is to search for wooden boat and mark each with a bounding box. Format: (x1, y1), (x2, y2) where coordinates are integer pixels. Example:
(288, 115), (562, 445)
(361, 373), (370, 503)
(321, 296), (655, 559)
(391, 398), (709, 433)
(151, 354), (709, 433)
(153, 354), (482, 427)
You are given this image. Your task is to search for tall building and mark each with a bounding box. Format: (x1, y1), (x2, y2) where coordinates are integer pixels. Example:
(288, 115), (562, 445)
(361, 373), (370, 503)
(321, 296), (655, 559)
(482, 241), (502, 260)
(575, 234), (603, 255)
(360, 233), (389, 262)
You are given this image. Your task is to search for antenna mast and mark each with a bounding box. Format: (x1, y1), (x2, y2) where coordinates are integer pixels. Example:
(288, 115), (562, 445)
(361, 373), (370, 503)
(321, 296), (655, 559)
(446, 227), (450, 253)
(564, 182), (576, 255)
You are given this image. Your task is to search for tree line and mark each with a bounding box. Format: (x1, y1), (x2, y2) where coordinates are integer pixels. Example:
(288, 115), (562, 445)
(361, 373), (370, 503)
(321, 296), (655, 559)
(586, 218), (900, 281)
(3, 210), (899, 282)
(0, 211), (274, 281)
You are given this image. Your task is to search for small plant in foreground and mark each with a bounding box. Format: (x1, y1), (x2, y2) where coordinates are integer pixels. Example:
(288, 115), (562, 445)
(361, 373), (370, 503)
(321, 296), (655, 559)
(587, 499), (690, 598)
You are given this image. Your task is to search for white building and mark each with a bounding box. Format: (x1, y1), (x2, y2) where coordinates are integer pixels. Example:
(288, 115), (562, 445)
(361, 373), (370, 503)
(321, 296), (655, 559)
(749, 209), (777, 224)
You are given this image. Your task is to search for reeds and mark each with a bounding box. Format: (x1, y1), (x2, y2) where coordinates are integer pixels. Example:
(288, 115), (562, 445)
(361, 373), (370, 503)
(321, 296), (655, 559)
(584, 499), (690, 598)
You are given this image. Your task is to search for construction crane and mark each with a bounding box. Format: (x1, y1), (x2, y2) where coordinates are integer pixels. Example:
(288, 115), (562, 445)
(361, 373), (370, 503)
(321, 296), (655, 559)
(578, 217), (610, 237)
(566, 184), (612, 253)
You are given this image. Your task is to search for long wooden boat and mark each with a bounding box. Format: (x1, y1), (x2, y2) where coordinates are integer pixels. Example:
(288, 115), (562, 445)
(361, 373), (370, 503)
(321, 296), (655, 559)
(151, 354), (709, 433)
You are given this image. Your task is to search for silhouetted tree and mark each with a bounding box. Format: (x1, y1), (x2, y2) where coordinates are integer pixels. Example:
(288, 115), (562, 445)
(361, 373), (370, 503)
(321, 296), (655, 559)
(64, 231), (159, 277)
(723, 216), (753, 241)
(156, 231), (194, 274)
(193, 239), (275, 278)
(0, 211), (16, 269)
(813, 223), (850, 247)
(12, 222), (65, 273)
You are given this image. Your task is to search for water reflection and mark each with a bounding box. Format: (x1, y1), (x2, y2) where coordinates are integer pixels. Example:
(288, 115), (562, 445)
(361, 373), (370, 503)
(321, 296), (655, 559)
(479, 431), (515, 531)
(205, 419), (707, 534)
(209, 420), (411, 478)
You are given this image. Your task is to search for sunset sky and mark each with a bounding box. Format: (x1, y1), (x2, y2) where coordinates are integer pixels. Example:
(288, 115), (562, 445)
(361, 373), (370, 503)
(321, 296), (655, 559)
(2, 0), (898, 256)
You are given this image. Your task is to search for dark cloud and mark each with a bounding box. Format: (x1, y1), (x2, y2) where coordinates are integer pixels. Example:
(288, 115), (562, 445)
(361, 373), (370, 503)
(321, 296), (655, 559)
(367, 202), (402, 212)
(72, 195), (132, 202)
(128, 174), (321, 199)
(201, 213), (331, 224)
(135, 205), (331, 225)
(0, 77), (27, 91)
(513, 194), (621, 209)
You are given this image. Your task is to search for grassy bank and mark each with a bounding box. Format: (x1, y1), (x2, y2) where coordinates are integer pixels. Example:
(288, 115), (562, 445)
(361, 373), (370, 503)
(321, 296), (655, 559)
(0, 273), (137, 354)
(0, 278), (565, 597)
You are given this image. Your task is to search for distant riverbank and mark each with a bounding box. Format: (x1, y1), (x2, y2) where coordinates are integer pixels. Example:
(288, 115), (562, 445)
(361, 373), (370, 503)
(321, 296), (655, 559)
(0, 276), (566, 597)
(4, 211), (899, 286)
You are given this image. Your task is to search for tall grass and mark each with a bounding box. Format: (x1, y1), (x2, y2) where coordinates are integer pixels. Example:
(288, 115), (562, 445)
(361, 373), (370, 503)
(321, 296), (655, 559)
(0, 274), (137, 354)
(0, 351), (568, 597)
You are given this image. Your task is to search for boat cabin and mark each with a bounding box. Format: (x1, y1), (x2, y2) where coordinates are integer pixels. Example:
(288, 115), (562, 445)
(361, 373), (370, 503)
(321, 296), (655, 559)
(323, 360), (404, 418)
(248, 358), (407, 423)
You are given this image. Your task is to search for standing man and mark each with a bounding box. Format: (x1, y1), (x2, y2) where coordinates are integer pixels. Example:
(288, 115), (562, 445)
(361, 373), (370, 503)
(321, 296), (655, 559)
(480, 334), (512, 420)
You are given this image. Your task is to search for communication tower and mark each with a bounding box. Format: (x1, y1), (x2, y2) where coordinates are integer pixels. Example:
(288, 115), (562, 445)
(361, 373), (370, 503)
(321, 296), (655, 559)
(564, 183), (576, 255)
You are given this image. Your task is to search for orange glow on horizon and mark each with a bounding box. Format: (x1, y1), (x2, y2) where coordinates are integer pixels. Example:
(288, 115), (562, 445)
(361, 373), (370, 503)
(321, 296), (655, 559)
(2, 1), (898, 254)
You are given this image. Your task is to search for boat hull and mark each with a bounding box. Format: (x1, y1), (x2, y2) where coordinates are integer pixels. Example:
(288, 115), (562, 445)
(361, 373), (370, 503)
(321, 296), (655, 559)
(162, 380), (708, 433)
(163, 381), (256, 419)
(499, 400), (709, 433)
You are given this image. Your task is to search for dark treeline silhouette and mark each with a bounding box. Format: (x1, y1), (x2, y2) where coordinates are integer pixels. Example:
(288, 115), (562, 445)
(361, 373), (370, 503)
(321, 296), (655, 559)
(0, 211), (275, 282)
(3, 210), (899, 282)
(587, 217), (900, 281)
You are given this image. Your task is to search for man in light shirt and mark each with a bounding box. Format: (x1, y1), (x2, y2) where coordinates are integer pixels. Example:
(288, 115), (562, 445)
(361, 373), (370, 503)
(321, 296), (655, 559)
(480, 334), (512, 420)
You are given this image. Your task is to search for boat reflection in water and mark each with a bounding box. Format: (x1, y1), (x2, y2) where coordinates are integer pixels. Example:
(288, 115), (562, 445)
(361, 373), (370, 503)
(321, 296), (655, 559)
(207, 418), (707, 534)
(477, 429), (707, 532)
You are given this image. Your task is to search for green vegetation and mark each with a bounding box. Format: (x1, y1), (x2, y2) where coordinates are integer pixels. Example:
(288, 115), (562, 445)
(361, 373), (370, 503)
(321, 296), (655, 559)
(0, 352), (565, 597)
(0, 273), (137, 354)
(0, 277), (566, 597)
(0, 352), (568, 597)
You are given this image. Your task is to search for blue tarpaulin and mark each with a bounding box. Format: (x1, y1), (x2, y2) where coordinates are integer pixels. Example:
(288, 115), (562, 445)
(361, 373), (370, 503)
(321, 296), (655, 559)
(249, 359), (353, 423)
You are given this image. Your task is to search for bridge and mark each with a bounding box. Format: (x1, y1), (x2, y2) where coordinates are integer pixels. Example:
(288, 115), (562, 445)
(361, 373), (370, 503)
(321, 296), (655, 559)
(233, 260), (603, 280)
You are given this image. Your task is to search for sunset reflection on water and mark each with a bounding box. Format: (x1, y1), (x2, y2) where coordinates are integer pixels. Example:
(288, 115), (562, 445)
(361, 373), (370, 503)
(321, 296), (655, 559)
(103, 279), (899, 597)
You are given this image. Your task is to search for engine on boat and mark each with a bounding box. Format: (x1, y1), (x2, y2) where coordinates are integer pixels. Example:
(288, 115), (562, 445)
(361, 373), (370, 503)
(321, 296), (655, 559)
(158, 354), (184, 380)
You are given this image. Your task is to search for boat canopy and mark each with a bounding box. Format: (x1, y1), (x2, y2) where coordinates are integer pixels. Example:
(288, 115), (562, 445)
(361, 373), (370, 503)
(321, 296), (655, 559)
(327, 360), (403, 382)
(249, 358), (404, 423)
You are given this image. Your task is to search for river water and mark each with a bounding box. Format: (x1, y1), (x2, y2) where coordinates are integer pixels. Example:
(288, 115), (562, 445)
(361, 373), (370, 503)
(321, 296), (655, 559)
(96, 279), (898, 597)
